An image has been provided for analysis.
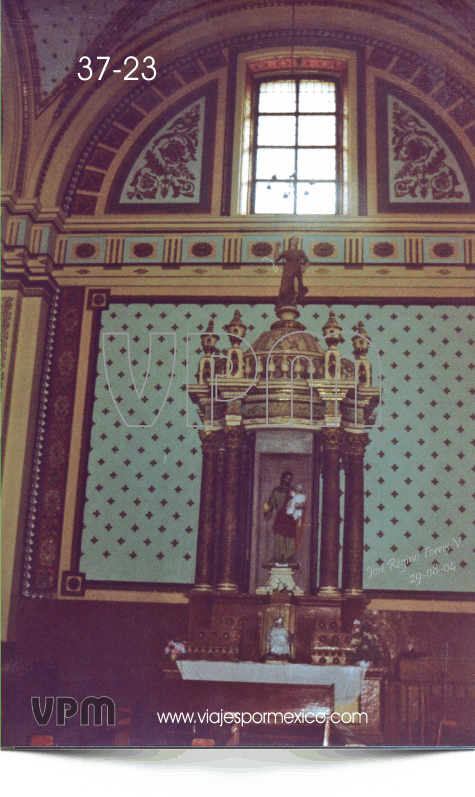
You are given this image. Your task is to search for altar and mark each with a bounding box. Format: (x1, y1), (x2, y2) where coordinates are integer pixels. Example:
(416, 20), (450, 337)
(175, 284), (386, 745)
(177, 660), (368, 715)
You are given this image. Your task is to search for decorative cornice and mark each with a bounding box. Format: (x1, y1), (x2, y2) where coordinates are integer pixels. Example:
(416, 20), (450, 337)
(1, 255), (58, 298)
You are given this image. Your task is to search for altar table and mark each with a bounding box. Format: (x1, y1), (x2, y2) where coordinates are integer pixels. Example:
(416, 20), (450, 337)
(177, 661), (367, 712)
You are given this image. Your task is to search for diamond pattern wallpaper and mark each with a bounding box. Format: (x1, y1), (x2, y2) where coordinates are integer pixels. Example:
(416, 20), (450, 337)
(80, 302), (475, 591)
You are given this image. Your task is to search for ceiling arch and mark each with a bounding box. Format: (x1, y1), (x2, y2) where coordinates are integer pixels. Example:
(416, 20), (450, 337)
(4, 0), (473, 205)
(48, 26), (475, 215)
(7, 0), (475, 113)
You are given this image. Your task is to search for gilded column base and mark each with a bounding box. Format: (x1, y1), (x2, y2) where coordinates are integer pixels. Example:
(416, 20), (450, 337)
(216, 582), (239, 592)
(343, 588), (365, 597)
(317, 585), (342, 597)
(191, 583), (212, 593)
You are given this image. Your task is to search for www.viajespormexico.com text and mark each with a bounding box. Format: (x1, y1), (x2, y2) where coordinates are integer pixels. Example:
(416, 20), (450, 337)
(156, 710), (367, 727)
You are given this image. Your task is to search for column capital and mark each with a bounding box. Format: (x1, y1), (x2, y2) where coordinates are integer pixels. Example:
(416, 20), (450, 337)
(224, 424), (246, 448)
(199, 428), (224, 452)
(320, 427), (342, 450)
(342, 431), (370, 456)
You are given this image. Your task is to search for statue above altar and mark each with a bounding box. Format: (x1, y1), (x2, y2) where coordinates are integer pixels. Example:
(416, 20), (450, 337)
(274, 236), (309, 310)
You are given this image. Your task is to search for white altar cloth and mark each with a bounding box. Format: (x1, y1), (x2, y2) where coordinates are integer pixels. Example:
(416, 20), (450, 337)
(177, 661), (367, 710)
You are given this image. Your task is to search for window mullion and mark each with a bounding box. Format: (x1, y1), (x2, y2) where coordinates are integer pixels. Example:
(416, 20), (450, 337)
(250, 75), (263, 214)
(335, 79), (342, 213)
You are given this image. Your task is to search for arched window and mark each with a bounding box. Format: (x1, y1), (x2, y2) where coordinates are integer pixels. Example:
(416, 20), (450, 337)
(233, 51), (357, 216)
(251, 76), (341, 214)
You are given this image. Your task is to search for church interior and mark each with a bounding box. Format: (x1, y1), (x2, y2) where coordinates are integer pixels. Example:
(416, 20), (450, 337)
(2, 0), (475, 748)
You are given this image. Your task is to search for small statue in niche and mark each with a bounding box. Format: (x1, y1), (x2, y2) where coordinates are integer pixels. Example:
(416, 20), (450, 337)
(263, 471), (306, 564)
(287, 484), (306, 528)
(266, 617), (292, 660)
(275, 236), (309, 309)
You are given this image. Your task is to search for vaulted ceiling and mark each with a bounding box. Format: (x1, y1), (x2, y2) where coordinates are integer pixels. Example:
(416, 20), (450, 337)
(17, 0), (199, 98)
(9, 0), (475, 106)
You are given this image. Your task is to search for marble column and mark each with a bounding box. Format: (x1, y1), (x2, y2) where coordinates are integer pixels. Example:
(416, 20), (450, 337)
(193, 429), (222, 591)
(216, 425), (245, 592)
(309, 431), (321, 595)
(211, 434), (227, 585)
(342, 432), (369, 595)
(318, 427), (342, 595)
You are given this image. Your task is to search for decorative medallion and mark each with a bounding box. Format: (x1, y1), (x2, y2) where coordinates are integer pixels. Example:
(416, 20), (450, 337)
(432, 242), (455, 258)
(133, 242), (154, 258)
(191, 242), (214, 257)
(313, 243), (335, 257)
(61, 571), (86, 597)
(373, 242), (395, 257)
(251, 242), (273, 257)
(87, 290), (110, 310)
(75, 243), (96, 259)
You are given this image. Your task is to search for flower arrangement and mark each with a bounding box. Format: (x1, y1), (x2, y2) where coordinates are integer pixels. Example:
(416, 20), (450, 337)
(164, 640), (187, 659)
(349, 618), (384, 666)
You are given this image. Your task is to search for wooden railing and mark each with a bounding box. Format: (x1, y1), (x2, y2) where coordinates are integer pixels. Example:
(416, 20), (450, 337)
(384, 679), (475, 746)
